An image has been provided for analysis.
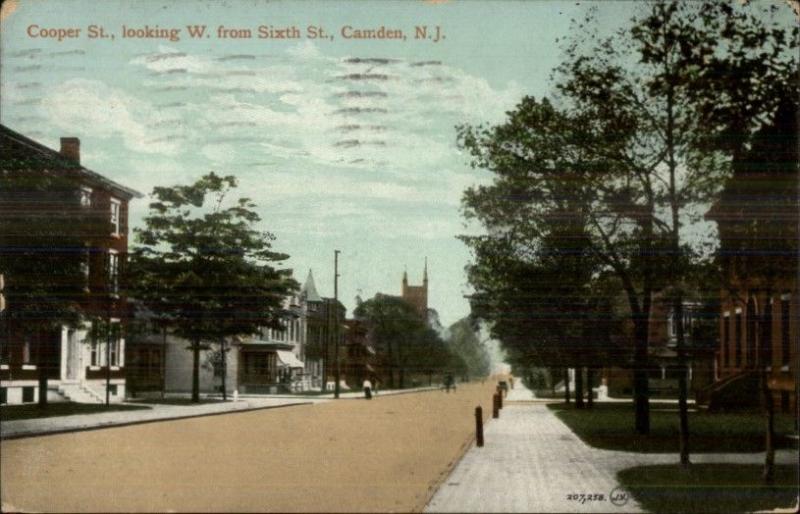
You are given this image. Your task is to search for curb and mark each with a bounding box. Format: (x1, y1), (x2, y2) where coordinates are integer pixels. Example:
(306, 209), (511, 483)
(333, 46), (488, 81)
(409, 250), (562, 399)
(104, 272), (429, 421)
(0, 401), (313, 441)
(420, 409), (496, 512)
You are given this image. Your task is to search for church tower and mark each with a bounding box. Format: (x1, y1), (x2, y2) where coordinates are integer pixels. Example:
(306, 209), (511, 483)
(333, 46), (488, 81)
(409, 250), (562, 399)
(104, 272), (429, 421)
(401, 260), (428, 320)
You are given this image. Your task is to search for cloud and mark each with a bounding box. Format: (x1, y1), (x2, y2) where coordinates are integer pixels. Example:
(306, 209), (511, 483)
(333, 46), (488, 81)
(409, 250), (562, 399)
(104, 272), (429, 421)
(39, 78), (185, 155)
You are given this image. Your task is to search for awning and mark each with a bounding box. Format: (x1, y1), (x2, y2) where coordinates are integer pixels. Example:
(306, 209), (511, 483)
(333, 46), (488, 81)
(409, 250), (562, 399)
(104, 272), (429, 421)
(276, 350), (305, 368)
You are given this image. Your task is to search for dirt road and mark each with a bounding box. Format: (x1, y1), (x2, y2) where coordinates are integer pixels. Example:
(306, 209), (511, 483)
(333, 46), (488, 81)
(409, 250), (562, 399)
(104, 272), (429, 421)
(1, 381), (497, 512)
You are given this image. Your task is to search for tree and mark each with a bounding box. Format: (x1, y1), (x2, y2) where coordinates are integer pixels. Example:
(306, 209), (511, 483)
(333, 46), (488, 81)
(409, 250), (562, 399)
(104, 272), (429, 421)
(0, 157), (109, 406)
(129, 172), (297, 402)
(355, 294), (449, 389)
(446, 318), (490, 380)
(672, 0), (798, 481)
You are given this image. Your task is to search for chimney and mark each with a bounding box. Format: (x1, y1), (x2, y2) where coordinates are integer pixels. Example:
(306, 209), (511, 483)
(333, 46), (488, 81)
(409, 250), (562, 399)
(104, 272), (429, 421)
(60, 137), (80, 164)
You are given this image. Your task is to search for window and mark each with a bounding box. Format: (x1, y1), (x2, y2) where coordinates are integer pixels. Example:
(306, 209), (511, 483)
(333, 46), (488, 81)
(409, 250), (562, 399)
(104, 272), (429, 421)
(23, 337), (31, 364)
(723, 314), (730, 367)
(108, 252), (119, 294)
(109, 329), (118, 367)
(110, 198), (121, 235)
(0, 387), (6, 405)
(746, 300), (756, 367)
(762, 299), (773, 366)
(80, 251), (90, 280)
(0, 338), (9, 365)
(109, 384), (118, 396)
(22, 386), (35, 403)
(781, 296), (791, 366)
(735, 312), (742, 368)
(90, 335), (98, 366)
(80, 187), (92, 208)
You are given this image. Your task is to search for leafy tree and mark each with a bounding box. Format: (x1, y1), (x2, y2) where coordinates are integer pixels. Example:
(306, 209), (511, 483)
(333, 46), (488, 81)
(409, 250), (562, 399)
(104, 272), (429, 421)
(355, 294), (449, 388)
(129, 172), (297, 402)
(446, 318), (490, 380)
(0, 154), (110, 406)
(461, 2), (796, 458)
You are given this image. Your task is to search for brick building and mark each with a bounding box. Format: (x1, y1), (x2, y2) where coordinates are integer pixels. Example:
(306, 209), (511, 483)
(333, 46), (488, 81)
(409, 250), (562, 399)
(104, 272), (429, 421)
(0, 125), (141, 404)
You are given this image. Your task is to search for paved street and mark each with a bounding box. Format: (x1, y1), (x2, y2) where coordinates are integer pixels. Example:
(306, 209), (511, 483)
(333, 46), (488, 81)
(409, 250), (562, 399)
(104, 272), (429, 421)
(425, 384), (798, 513)
(0, 386), (439, 440)
(1, 382), (496, 513)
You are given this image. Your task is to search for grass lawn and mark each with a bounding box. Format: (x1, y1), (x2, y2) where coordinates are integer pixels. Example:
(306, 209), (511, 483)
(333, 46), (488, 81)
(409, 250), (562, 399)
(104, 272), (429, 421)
(0, 402), (150, 421)
(547, 402), (798, 453)
(617, 464), (799, 513)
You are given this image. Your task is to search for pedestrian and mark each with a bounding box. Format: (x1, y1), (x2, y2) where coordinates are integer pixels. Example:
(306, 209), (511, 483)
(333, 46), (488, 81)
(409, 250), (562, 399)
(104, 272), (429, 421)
(363, 378), (373, 399)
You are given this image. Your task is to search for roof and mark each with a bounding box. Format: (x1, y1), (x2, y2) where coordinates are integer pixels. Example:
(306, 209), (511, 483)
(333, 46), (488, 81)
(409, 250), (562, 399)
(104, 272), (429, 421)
(302, 269), (322, 303)
(0, 124), (143, 199)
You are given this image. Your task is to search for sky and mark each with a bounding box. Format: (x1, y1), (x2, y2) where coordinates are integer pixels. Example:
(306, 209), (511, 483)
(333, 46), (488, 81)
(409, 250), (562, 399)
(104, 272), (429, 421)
(1, 0), (646, 326)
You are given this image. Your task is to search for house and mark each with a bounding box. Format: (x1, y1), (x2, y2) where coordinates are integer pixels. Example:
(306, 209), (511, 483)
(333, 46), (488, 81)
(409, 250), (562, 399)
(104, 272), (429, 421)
(0, 125), (142, 405)
(600, 293), (716, 399)
(704, 98), (798, 414)
(134, 273), (316, 398)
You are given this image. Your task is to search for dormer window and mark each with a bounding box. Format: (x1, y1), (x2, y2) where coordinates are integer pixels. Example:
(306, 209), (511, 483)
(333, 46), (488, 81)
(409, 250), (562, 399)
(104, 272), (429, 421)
(80, 187), (93, 208)
(110, 198), (121, 235)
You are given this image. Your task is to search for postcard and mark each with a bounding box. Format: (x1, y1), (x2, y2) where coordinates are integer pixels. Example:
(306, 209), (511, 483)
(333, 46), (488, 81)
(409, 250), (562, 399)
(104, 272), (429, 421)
(1, 0), (798, 512)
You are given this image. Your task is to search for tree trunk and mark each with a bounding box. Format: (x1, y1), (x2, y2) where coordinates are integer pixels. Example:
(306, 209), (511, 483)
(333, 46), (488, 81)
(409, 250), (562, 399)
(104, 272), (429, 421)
(575, 366), (585, 409)
(633, 318), (650, 434)
(220, 337), (227, 401)
(191, 338), (200, 403)
(586, 368), (594, 408)
(674, 298), (691, 468)
(563, 368), (571, 404)
(36, 330), (48, 407)
(161, 325), (167, 400)
(762, 370), (775, 484)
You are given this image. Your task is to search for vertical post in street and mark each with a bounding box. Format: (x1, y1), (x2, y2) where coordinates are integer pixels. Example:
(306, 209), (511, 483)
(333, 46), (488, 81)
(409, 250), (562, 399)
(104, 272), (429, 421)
(493, 393), (499, 418)
(334, 249), (341, 399)
(475, 406), (484, 447)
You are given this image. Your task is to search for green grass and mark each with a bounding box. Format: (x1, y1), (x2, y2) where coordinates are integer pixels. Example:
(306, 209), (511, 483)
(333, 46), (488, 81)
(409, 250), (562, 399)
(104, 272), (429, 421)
(0, 402), (151, 421)
(617, 464), (799, 513)
(547, 402), (798, 453)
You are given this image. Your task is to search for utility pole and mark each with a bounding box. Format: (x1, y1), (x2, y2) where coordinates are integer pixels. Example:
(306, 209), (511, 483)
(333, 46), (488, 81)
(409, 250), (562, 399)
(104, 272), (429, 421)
(334, 250), (341, 399)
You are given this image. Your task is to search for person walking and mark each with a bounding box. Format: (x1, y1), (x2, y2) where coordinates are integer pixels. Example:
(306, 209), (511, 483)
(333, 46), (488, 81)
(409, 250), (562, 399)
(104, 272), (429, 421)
(363, 378), (373, 399)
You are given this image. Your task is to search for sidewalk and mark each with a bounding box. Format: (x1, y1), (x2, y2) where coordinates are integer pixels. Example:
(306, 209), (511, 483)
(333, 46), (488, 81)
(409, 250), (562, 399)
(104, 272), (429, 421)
(425, 385), (798, 513)
(0, 396), (321, 440)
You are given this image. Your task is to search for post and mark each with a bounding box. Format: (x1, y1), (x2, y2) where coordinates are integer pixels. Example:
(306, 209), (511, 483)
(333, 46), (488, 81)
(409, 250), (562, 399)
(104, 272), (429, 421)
(498, 387), (503, 409)
(475, 406), (484, 447)
(493, 393), (499, 418)
(333, 250), (341, 399)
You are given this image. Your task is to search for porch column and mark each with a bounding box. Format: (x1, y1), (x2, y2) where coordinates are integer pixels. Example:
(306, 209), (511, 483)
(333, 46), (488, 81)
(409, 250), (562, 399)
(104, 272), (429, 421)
(60, 326), (69, 380)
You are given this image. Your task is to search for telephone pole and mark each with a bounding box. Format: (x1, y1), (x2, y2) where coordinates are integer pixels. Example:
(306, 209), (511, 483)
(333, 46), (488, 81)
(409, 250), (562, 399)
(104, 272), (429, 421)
(334, 250), (341, 399)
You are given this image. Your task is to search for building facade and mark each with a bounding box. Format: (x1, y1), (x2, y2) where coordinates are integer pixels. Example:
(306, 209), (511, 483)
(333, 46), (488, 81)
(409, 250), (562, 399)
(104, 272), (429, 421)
(705, 97), (797, 414)
(0, 125), (142, 404)
(401, 260), (428, 320)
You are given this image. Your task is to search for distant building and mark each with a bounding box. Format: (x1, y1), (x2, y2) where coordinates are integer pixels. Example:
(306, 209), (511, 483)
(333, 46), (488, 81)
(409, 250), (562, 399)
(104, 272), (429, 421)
(0, 125), (142, 404)
(401, 259), (428, 320)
